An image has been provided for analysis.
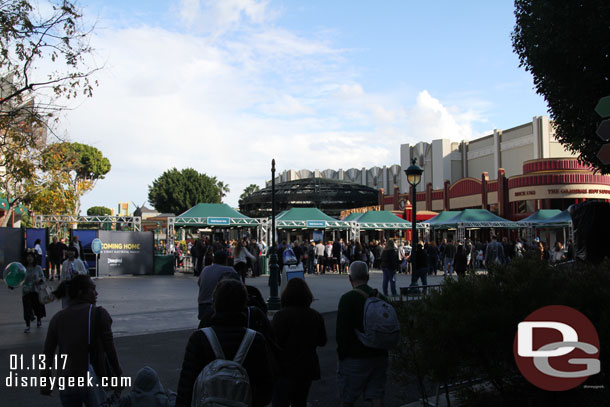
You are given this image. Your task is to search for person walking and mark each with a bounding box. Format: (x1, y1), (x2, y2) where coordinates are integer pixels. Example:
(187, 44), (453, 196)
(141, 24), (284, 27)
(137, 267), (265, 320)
(22, 250), (46, 333)
(41, 275), (123, 405)
(453, 244), (468, 277)
(409, 242), (429, 291)
(380, 240), (399, 297)
(426, 241), (440, 275)
(271, 278), (327, 407)
(336, 261), (389, 407)
(484, 235), (506, 268)
(197, 250), (238, 325)
(443, 240), (456, 276)
(48, 236), (67, 281)
(234, 240), (256, 284)
(176, 279), (273, 407)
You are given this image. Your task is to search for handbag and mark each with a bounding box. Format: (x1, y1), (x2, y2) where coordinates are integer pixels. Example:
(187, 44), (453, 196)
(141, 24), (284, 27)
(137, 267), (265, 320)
(88, 305), (109, 407)
(37, 282), (55, 304)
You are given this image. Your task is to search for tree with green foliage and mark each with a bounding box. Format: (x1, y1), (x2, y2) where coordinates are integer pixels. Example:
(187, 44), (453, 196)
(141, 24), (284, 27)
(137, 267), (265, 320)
(37, 142), (111, 215)
(240, 184), (260, 201)
(87, 206), (112, 216)
(216, 180), (230, 200)
(148, 168), (223, 215)
(512, 0), (610, 169)
(0, 0), (99, 225)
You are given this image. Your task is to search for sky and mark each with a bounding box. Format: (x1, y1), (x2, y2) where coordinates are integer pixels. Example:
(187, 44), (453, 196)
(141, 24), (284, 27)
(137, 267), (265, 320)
(49, 0), (549, 213)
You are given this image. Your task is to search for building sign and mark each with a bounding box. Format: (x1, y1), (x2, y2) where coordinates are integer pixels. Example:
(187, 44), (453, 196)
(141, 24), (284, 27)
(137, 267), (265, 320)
(306, 220), (326, 228)
(98, 231), (153, 276)
(207, 217), (231, 225)
(511, 185), (610, 202)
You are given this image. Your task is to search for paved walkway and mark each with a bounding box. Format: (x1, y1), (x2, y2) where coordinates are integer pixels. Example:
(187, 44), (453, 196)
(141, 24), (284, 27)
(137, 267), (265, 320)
(0, 270), (451, 406)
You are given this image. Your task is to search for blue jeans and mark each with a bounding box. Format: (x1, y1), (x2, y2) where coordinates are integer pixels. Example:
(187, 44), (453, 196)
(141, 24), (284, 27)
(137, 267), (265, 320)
(443, 258), (454, 275)
(337, 357), (388, 403)
(381, 268), (396, 296)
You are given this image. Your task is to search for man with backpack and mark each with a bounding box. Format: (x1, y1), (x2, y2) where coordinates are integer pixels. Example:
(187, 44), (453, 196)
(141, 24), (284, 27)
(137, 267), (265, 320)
(336, 261), (397, 407)
(176, 279), (273, 407)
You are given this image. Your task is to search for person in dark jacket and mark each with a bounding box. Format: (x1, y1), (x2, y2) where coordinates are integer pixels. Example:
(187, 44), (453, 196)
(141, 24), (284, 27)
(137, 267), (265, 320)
(380, 240), (400, 296)
(426, 241), (440, 275)
(409, 243), (429, 292)
(271, 278), (327, 407)
(176, 279), (273, 407)
(453, 244), (468, 277)
(41, 275), (123, 404)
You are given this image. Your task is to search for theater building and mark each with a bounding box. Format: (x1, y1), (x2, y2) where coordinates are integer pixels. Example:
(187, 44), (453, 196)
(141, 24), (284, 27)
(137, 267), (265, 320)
(387, 116), (610, 220)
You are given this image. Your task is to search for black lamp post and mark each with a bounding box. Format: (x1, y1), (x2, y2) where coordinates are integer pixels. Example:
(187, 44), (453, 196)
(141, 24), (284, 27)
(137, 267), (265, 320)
(405, 158), (423, 265)
(267, 159), (280, 310)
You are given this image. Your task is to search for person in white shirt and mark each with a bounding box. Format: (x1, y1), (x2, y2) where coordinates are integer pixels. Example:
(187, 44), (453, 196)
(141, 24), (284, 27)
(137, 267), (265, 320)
(60, 246), (88, 308)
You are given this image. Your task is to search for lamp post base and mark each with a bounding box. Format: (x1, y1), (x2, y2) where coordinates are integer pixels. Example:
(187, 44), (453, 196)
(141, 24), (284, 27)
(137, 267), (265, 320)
(267, 253), (281, 311)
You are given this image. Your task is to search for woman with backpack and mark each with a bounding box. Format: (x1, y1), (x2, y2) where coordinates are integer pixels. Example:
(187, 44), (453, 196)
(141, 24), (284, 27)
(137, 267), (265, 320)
(271, 278), (327, 407)
(176, 279), (273, 407)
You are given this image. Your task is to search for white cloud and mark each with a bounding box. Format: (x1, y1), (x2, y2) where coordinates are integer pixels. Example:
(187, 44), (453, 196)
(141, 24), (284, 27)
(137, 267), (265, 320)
(57, 2), (490, 214)
(406, 90), (486, 144)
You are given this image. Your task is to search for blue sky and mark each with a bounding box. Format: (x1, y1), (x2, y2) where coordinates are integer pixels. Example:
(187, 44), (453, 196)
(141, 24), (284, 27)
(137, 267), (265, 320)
(57, 0), (548, 213)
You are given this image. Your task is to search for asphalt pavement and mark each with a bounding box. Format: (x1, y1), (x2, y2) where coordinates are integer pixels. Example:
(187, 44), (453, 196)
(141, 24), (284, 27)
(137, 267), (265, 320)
(0, 270), (450, 406)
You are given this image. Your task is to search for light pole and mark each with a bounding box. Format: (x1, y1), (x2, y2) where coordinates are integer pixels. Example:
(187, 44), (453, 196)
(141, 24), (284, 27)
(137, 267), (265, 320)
(405, 158), (423, 265)
(267, 159), (280, 310)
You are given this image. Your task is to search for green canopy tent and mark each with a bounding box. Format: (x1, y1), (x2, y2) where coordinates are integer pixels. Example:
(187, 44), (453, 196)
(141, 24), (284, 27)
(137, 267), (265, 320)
(175, 203), (259, 227)
(426, 209), (523, 242)
(518, 209), (563, 244)
(275, 207), (347, 230)
(351, 210), (423, 230)
(273, 207), (349, 243)
(423, 211), (462, 228)
(342, 213), (362, 222)
(517, 209), (562, 225)
(538, 209), (572, 227)
(169, 203), (262, 245)
(520, 209), (573, 246)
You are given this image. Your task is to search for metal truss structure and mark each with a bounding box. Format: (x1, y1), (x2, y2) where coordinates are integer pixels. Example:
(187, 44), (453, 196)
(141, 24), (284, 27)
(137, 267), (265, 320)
(34, 215), (142, 232)
(173, 217), (261, 227)
(275, 220), (348, 229)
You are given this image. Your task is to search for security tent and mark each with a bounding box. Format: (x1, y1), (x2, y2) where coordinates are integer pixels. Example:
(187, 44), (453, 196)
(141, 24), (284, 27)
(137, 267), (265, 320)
(517, 209), (562, 225)
(423, 211), (462, 228)
(352, 210), (422, 230)
(430, 209), (521, 229)
(537, 209), (572, 227)
(174, 203), (259, 227)
(275, 207), (347, 230)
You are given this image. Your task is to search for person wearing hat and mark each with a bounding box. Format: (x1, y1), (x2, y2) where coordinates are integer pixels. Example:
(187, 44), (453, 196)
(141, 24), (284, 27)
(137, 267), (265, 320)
(197, 250), (238, 325)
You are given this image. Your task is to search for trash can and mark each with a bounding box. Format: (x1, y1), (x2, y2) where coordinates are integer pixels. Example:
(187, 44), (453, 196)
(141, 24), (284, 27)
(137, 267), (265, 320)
(154, 255), (175, 275)
(258, 256), (268, 275)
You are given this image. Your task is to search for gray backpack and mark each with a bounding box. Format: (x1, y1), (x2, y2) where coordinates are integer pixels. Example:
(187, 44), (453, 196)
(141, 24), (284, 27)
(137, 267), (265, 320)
(192, 328), (256, 407)
(354, 289), (400, 350)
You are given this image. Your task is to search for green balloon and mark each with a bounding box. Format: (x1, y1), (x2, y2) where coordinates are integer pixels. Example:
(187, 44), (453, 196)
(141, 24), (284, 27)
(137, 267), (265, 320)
(3, 262), (26, 288)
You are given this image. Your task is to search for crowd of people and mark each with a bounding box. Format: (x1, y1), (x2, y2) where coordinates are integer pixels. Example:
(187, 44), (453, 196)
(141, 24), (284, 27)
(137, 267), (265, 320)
(36, 245), (395, 407)
(24, 230), (572, 406)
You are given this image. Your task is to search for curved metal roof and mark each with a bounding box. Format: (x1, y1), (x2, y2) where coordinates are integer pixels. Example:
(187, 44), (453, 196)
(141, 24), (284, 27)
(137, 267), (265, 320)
(239, 178), (379, 218)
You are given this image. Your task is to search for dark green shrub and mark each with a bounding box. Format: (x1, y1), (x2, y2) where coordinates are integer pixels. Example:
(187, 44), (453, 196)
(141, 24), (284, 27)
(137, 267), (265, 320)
(392, 257), (610, 406)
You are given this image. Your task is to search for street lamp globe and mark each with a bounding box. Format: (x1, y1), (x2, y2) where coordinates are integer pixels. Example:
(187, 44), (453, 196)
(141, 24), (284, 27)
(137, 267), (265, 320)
(405, 158), (423, 187)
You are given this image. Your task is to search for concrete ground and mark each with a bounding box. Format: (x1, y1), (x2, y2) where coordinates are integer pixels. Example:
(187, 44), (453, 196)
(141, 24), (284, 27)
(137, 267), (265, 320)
(0, 270), (450, 406)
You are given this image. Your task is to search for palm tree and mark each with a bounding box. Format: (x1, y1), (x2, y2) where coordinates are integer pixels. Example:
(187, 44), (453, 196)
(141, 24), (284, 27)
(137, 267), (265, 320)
(240, 184), (260, 201)
(216, 181), (230, 199)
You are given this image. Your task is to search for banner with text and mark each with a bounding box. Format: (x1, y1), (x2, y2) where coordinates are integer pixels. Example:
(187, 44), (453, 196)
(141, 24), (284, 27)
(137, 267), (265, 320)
(98, 231), (154, 276)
